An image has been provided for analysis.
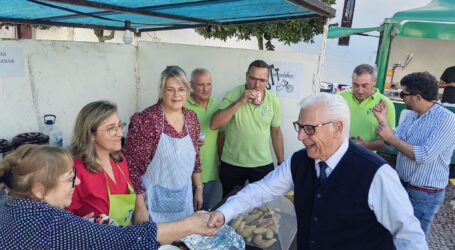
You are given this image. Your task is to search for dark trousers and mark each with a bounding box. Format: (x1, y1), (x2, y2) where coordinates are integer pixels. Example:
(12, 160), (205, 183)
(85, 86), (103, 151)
(219, 161), (274, 198)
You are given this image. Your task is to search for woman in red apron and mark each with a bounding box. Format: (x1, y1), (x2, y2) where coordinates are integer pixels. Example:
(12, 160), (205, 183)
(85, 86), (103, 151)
(125, 66), (204, 224)
(67, 101), (135, 226)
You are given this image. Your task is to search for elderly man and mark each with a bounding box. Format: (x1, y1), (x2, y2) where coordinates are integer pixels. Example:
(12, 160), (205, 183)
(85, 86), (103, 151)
(208, 93), (426, 250)
(339, 64), (395, 150)
(211, 60), (284, 198)
(185, 68), (223, 210)
(372, 72), (455, 236)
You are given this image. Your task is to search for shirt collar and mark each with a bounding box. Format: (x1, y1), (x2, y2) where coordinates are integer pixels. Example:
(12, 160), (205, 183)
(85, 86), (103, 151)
(7, 195), (50, 210)
(315, 139), (349, 171)
(188, 95), (213, 107)
(419, 100), (443, 118)
(351, 88), (380, 102)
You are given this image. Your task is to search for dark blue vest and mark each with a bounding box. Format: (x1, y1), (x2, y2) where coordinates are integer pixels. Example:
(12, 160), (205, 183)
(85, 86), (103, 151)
(290, 142), (395, 250)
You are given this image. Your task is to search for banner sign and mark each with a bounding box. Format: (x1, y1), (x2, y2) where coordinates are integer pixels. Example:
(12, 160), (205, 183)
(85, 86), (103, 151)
(0, 47), (24, 77)
(267, 61), (303, 99)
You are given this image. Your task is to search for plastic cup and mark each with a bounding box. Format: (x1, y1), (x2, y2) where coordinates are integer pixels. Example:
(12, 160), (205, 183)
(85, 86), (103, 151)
(199, 132), (205, 143)
(253, 90), (262, 105)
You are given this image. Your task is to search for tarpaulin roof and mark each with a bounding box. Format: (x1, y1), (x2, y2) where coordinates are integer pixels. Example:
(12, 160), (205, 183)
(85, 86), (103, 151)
(0, 0), (335, 33)
(391, 0), (455, 40)
(327, 0), (455, 41)
(327, 26), (382, 39)
(392, 0), (455, 23)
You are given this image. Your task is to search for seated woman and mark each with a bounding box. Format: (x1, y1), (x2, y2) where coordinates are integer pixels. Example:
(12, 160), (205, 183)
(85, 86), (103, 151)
(125, 66), (203, 224)
(67, 100), (134, 226)
(0, 144), (216, 249)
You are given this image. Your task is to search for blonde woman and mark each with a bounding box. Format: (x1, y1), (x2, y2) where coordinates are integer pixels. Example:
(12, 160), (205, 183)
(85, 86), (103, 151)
(0, 145), (216, 249)
(125, 66), (203, 224)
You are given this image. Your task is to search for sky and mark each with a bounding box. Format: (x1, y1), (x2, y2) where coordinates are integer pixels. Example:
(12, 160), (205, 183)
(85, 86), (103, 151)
(152, 0), (432, 84)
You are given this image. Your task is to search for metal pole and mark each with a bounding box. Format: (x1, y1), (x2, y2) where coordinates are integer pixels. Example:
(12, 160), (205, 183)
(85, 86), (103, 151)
(314, 17), (329, 93)
(376, 19), (394, 93)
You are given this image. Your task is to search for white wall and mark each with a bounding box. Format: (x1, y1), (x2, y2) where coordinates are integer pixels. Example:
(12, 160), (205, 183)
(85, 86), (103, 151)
(137, 41), (318, 159)
(388, 36), (455, 87)
(1, 40), (317, 159)
(0, 26), (16, 39)
(0, 40), (137, 146)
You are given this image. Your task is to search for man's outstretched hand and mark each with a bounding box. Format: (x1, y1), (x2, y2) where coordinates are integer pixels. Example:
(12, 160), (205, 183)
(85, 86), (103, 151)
(207, 210), (225, 228)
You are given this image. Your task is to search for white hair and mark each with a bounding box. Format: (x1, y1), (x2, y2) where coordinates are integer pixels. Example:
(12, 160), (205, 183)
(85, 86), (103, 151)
(299, 93), (350, 140)
(190, 68), (211, 83)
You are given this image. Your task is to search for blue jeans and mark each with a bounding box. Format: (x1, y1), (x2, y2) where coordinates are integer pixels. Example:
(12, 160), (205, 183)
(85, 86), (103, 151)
(406, 187), (445, 236)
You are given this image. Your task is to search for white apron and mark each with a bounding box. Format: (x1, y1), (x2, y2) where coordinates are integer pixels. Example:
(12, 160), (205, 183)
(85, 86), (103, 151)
(142, 107), (196, 223)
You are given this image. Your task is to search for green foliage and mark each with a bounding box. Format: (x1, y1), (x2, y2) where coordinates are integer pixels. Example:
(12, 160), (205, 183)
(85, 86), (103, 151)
(195, 0), (335, 50)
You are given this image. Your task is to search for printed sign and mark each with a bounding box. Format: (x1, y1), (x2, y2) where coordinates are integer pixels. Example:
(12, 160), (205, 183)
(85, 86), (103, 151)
(0, 47), (24, 77)
(266, 61), (303, 99)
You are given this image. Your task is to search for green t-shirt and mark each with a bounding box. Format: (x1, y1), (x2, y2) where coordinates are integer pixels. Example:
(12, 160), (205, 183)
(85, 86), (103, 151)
(220, 84), (281, 167)
(185, 96), (221, 183)
(339, 88), (396, 142)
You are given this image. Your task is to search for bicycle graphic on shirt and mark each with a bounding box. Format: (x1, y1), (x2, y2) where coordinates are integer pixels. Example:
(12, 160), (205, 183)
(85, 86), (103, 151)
(267, 64), (294, 93)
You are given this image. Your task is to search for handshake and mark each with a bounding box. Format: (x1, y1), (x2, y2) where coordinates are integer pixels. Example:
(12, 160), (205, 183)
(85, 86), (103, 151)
(187, 210), (226, 236)
(188, 208), (280, 249)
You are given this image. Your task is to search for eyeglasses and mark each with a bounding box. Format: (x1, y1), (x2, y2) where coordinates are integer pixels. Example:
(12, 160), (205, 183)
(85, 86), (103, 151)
(293, 121), (333, 136)
(99, 122), (126, 137)
(63, 166), (77, 188)
(165, 87), (188, 95)
(399, 91), (416, 99)
(247, 75), (268, 84)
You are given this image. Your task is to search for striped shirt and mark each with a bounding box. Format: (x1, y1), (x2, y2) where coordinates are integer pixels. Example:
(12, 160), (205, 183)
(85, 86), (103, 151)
(395, 103), (455, 189)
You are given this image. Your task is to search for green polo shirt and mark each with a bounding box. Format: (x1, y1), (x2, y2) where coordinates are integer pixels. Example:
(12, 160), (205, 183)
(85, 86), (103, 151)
(185, 96), (221, 183)
(339, 88), (396, 142)
(220, 84), (281, 167)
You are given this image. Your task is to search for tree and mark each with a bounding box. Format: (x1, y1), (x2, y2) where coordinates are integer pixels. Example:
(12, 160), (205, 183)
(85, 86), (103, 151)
(195, 0), (335, 50)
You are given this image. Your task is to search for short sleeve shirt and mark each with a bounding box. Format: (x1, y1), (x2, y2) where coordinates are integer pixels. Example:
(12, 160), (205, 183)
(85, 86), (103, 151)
(339, 88), (396, 142)
(185, 96), (221, 182)
(220, 84), (281, 167)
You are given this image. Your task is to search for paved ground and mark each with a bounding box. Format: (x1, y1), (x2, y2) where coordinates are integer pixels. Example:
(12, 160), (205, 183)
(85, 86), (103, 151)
(428, 184), (455, 250)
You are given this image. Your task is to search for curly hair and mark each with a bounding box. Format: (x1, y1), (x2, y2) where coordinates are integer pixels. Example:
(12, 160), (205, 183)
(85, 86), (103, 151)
(400, 72), (438, 101)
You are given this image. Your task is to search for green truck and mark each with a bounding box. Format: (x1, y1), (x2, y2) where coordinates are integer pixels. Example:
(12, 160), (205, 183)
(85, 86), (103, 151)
(329, 0), (455, 164)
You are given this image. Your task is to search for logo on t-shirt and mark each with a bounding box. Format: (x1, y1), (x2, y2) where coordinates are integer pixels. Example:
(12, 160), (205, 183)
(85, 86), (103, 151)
(366, 107), (373, 116)
(260, 106), (273, 118)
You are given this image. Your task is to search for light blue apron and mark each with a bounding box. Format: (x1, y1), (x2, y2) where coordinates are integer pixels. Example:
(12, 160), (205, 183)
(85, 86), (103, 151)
(142, 107), (196, 223)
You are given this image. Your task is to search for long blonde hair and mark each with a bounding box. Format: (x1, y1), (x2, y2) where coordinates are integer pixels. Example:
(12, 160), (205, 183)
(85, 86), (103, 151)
(0, 144), (73, 199)
(70, 100), (123, 172)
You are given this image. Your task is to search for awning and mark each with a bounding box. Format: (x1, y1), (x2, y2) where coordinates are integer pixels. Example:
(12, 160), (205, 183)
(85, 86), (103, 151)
(391, 0), (455, 40)
(327, 26), (382, 39)
(0, 0), (336, 33)
(328, 0), (455, 41)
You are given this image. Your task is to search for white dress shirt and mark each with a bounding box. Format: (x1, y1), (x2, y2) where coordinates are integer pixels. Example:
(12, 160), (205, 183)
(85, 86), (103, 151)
(218, 140), (428, 250)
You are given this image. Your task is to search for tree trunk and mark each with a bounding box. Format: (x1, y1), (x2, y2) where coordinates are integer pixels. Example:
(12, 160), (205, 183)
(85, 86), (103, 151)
(257, 36), (264, 50)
